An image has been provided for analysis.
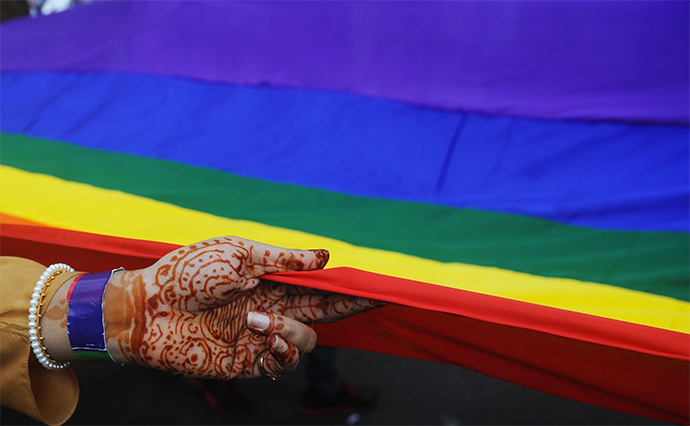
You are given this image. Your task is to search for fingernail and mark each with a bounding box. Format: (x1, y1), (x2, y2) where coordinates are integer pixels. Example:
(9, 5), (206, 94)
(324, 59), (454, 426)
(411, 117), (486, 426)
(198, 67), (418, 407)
(247, 311), (270, 331)
(311, 249), (330, 267)
(271, 334), (288, 353)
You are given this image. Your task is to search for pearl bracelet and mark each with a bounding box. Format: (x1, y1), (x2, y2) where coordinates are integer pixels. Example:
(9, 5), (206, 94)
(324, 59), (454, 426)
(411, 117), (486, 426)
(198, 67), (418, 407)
(28, 263), (75, 371)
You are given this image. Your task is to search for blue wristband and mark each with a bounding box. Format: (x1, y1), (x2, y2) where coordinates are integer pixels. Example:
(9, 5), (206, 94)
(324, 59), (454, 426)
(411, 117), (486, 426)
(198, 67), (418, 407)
(66, 269), (120, 361)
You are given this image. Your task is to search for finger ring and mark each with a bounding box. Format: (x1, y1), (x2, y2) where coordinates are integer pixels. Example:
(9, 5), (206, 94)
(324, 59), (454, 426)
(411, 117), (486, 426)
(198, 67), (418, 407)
(257, 350), (282, 381)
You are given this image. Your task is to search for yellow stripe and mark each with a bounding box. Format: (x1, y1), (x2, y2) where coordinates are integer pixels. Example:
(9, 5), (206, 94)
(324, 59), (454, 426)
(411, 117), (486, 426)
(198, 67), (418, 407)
(2, 165), (688, 333)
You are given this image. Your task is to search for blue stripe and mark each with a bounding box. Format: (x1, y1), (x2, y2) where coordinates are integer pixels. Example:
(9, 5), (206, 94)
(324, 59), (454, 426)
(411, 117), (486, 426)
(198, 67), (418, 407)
(2, 71), (688, 231)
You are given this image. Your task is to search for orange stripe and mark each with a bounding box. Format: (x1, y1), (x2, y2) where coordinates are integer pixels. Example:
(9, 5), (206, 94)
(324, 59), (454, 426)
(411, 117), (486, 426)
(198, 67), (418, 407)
(0, 212), (48, 226)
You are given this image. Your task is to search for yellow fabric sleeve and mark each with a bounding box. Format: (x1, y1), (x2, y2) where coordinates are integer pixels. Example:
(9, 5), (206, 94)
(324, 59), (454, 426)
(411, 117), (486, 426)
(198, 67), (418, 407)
(0, 257), (82, 426)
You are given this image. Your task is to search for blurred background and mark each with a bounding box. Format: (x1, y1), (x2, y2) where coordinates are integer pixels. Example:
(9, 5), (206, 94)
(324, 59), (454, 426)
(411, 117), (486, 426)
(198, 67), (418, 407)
(1, 348), (670, 425)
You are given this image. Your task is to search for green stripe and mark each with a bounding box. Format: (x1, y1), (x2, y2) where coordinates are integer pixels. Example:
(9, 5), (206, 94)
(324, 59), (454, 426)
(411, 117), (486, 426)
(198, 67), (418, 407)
(3, 133), (688, 301)
(73, 349), (115, 362)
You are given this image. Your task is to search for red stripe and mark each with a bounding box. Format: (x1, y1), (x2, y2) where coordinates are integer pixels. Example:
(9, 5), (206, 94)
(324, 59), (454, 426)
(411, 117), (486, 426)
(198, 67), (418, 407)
(271, 267), (688, 361)
(0, 223), (168, 272)
(65, 273), (85, 302)
(312, 306), (688, 424)
(1, 223), (687, 423)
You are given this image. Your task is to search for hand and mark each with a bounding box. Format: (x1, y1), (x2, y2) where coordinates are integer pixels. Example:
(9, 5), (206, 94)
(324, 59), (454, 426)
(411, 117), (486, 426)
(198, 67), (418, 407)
(103, 236), (381, 379)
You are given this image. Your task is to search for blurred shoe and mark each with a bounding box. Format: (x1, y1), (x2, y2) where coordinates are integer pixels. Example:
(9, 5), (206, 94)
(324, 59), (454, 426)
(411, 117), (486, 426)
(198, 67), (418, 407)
(299, 379), (379, 415)
(189, 379), (253, 417)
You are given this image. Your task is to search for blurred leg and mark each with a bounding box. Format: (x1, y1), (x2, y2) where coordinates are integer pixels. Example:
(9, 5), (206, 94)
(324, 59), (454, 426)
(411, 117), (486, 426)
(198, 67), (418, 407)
(300, 346), (379, 415)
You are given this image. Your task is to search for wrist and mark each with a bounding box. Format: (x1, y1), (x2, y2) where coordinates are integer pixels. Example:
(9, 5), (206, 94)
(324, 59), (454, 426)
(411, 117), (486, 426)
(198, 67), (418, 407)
(67, 270), (121, 361)
(40, 272), (82, 365)
(39, 267), (131, 366)
(103, 269), (135, 364)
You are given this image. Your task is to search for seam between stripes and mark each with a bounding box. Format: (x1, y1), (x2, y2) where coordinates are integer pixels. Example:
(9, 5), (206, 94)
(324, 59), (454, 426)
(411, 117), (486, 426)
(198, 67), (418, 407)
(435, 113), (468, 193)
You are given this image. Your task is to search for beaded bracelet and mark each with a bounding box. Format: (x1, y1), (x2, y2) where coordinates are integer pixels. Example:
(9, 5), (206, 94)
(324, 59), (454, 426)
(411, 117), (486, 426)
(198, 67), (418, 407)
(28, 263), (75, 371)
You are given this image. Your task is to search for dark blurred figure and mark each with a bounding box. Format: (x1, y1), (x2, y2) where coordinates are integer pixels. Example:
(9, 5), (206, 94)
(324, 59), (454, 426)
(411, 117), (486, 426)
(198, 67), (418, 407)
(299, 346), (379, 415)
(190, 346), (379, 418)
(2, 0), (89, 21)
(1, 0), (30, 22)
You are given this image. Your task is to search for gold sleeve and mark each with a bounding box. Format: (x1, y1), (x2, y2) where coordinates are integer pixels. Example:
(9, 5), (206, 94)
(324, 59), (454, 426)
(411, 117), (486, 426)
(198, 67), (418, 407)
(0, 257), (81, 426)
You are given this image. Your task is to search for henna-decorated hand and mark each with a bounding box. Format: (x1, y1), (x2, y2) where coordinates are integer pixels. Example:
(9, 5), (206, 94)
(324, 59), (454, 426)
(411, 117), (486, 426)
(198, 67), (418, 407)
(103, 236), (381, 380)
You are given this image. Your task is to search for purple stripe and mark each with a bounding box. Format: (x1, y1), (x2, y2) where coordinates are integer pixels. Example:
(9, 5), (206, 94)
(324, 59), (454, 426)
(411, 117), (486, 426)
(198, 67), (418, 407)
(1, 1), (687, 124)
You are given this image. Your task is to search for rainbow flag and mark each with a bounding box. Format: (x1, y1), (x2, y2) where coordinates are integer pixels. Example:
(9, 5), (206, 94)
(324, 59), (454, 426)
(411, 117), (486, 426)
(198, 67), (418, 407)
(1, 2), (688, 423)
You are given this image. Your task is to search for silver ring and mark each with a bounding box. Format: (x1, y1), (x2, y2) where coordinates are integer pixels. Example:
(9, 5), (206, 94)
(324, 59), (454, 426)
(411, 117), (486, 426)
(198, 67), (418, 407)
(257, 350), (282, 381)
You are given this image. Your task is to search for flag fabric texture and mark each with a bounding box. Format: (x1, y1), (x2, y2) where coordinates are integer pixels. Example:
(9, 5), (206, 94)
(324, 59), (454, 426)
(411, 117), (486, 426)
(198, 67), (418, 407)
(1, 1), (688, 423)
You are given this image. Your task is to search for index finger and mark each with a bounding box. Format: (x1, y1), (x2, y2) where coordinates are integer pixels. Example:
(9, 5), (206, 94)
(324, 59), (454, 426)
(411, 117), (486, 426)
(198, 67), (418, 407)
(246, 240), (329, 276)
(284, 293), (385, 323)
